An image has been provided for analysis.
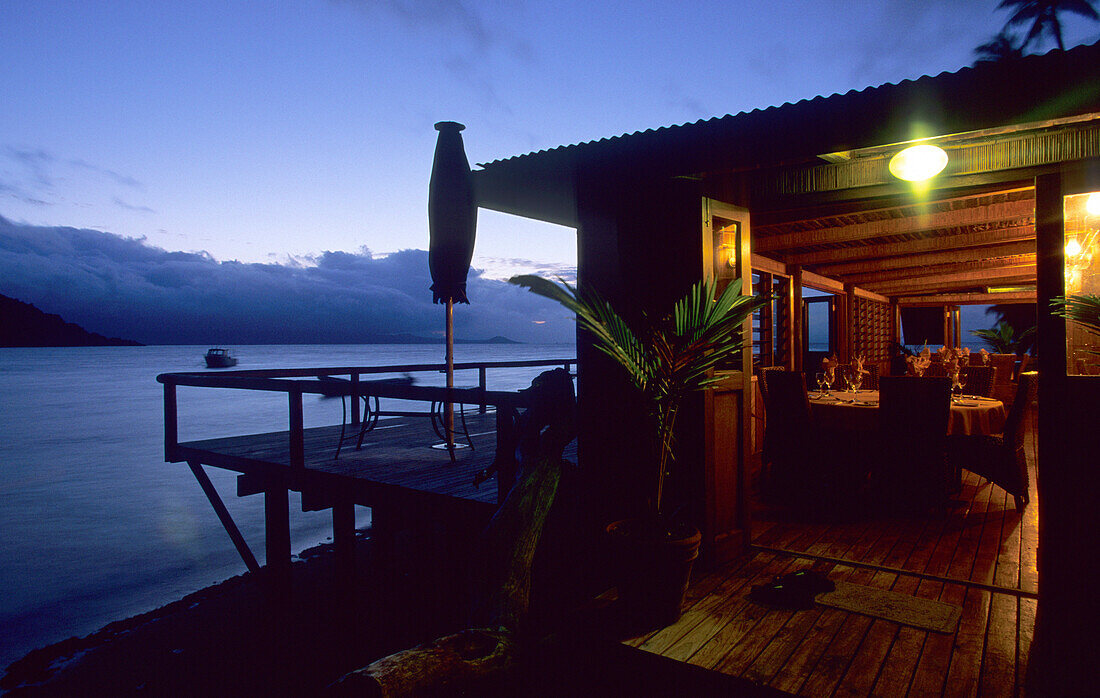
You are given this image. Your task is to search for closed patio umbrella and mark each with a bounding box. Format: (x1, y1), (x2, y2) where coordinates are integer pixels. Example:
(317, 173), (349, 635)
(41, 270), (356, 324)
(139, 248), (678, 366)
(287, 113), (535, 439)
(428, 121), (476, 456)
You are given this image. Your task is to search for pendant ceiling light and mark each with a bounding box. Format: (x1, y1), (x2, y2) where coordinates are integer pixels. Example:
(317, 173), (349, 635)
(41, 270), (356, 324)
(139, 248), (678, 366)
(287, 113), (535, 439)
(888, 144), (948, 182)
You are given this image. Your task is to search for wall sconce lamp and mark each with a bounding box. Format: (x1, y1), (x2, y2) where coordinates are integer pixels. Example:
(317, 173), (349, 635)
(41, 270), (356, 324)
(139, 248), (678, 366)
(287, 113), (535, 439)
(888, 144), (948, 182)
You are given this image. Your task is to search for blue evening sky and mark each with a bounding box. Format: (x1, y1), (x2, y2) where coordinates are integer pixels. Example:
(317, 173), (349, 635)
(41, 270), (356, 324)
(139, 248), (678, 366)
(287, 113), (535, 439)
(3, 1), (1097, 280)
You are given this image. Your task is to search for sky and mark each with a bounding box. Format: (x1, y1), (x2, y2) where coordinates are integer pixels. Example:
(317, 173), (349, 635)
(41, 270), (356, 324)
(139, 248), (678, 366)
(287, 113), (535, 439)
(1, 1), (1096, 343)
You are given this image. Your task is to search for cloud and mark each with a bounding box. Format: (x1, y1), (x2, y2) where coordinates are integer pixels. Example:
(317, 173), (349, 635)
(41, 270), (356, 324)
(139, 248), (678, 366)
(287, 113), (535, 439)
(113, 197), (156, 214)
(1, 146), (146, 209)
(70, 159), (143, 189)
(0, 216), (576, 345)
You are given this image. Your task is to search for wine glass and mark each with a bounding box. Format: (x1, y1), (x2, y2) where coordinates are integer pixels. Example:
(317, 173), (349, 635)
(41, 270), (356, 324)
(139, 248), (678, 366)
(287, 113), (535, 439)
(846, 368), (861, 392)
(815, 371), (827, 394)
(954, 371), (968, 398)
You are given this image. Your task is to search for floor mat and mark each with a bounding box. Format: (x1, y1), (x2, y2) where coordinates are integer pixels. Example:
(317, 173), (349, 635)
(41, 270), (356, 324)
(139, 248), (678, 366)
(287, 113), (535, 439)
(816, 580), (962, 633)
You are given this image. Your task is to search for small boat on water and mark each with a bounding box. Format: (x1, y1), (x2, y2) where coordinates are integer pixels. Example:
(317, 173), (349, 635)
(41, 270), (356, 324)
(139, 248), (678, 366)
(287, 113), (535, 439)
(204, 348), (238, 368)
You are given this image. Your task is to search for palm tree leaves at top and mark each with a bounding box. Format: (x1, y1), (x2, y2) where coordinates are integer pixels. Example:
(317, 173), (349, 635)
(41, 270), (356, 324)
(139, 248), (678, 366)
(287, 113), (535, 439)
(998, 0), (1099, 51)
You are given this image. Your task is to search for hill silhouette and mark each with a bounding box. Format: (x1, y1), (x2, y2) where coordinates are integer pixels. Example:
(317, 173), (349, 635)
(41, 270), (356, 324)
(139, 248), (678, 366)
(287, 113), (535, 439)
(0, 294), (142, 347)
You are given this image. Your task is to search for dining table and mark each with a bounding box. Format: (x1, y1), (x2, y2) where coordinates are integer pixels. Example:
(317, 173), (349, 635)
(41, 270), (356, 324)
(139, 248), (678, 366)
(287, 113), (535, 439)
(808, 389), (1007, 436)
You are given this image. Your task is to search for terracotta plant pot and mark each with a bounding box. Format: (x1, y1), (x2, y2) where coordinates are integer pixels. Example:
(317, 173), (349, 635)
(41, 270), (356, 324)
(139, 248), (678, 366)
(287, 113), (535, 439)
(606, 518), (702, 627)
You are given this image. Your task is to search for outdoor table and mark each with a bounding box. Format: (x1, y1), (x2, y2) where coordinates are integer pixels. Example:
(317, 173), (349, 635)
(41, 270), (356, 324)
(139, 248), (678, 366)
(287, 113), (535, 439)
(808, 390), (1007, 436)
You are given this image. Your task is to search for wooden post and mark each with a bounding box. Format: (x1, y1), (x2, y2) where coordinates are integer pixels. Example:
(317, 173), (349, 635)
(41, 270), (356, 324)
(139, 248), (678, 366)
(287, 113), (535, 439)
(163, 382), (177, 462)
(942, 306), (951, 349)
(333, 499), (356, 585)
(289, 387), (304, 469)
(791, 266), (804, 372)
(350, 373), (360, 425)
(265, 480), (292, 594)
(479, 366), (487, 414)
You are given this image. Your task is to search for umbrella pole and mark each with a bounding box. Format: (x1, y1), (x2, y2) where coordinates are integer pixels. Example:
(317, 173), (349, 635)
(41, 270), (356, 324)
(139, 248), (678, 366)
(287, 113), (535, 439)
(445, 298), (455, 453)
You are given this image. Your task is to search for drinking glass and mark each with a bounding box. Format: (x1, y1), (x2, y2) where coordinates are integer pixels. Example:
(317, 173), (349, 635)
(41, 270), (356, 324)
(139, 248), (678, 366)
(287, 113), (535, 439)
(955, 371), (968, 397)
(815, 371), (827, 394)
(846, 369), (861, 392)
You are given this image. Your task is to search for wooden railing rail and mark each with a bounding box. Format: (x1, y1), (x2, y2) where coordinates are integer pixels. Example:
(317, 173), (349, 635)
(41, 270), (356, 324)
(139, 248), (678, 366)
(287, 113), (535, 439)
(157, 358), (576, 467)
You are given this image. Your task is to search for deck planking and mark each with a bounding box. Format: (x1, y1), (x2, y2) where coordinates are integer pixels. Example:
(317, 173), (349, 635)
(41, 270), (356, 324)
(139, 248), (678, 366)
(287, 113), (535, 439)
(625, 409), (1038, 696)
(174, 411), (575, 516)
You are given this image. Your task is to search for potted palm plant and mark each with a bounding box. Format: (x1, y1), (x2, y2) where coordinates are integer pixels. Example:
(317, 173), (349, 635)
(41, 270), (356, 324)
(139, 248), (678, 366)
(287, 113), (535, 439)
(971, 319), (1036, 355)
(509, 274), (766, 624)
(1052, 293), (1100, 368)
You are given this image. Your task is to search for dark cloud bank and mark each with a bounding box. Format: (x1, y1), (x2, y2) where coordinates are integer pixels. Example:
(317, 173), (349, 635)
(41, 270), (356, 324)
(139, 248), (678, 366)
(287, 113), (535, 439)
(0, 217), (576, 345)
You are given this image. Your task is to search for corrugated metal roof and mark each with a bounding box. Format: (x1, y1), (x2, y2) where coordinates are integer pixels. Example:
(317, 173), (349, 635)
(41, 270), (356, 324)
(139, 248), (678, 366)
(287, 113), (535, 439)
(476, 42), (1100, 171)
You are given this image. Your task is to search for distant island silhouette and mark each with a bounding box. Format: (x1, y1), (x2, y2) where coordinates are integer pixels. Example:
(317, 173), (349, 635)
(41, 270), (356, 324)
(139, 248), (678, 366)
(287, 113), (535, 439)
(0, 293), (521, 346)
(1, 294), (143, 347)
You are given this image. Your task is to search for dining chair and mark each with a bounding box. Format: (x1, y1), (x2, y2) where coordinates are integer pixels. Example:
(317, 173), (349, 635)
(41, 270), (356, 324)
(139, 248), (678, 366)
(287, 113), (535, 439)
(948, 371), (1037, 510)
(925, 362), (948, 378)
(757, 365), (787, 469)
(758, 370), (813, 490)
(876, 376), (952, 508)
(762, 371), (859, 513)
(987, 353), (1018, 403)
(757, 365), (786, 406)
(962, 364), (996, 398)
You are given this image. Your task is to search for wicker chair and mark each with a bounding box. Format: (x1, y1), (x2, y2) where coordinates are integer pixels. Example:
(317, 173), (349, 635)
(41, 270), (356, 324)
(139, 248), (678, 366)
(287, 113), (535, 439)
(876, 376), (952, 507)
(962, 364), (996, 398)
(948, 371), (1037, 510)
(756, 366), (787, 469)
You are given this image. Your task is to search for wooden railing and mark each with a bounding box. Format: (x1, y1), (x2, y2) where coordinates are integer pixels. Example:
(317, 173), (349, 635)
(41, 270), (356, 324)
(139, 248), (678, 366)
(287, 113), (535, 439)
(157, 358), (575, 469)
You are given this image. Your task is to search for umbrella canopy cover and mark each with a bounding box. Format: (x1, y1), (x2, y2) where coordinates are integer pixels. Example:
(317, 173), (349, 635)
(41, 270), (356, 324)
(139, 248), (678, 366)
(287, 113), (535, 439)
(428, 121), (477, 305)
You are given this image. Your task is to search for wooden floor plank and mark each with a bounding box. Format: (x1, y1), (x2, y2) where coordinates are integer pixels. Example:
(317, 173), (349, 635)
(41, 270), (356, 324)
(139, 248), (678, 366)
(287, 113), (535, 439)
(630, 552), (781, 654)
(795, 570), (895, 697)
(1017, 597), (1036, 696)
(633, 409), (1042, 697)
(978, 592), (1018, 697)
(765, 567), (868, 694)
(736, 560), (847, 685)
(662, 555), (808, 664)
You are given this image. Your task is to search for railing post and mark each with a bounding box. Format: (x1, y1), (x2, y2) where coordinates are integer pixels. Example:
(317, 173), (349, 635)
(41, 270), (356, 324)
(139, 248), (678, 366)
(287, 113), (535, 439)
(350, 373), (360, 425)
(479, 366), (488, 413)
(289, 386), (304, 469)
(163, 382), (178, 462)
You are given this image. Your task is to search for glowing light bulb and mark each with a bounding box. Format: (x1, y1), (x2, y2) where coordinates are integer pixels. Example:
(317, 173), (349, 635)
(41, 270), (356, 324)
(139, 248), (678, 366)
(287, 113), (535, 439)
(889, 144), (948, 182)
(1066, 238), (1083, 257)
(1087, 192), (1100, 217)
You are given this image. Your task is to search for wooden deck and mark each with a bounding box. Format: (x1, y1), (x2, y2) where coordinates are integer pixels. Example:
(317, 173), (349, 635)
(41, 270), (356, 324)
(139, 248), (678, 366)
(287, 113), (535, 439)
(623, 410), (1038, 697)
(177, 411), (508, 515)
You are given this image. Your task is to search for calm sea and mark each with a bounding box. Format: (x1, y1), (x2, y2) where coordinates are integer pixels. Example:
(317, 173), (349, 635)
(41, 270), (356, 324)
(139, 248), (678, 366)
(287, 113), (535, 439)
(0, 343), (574, 670)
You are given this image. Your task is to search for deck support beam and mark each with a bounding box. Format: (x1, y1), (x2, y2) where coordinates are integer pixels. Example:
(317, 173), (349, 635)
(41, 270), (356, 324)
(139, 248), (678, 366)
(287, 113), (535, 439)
(333, 499), (356, 583)
(187, 460), (260, 574)
(264, 481), (292, 592)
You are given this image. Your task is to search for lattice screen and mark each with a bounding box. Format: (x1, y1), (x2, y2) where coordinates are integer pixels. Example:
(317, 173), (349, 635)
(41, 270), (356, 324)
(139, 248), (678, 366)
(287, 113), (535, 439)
(850, 296), (891, 363)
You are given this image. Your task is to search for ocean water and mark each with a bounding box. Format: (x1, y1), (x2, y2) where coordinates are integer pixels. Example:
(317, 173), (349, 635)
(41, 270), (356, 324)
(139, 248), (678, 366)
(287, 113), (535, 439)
(0, 343), (574, 671)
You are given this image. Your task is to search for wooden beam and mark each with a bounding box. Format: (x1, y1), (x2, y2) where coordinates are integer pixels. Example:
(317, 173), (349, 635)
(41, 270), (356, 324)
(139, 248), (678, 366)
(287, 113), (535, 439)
(812, 239), (1036, 277)
(851, 286), (890, 303)
(753, 185), (1034, 228)
(837, 254), (1036, 286)
(751, 253), (787, 277)
(895, 291), (1036, 306)
(754, 199), (1034, 253)
(869, 268), (1036, 294)
(801, 269), (845, 294)
(780, 224), (1034, 266)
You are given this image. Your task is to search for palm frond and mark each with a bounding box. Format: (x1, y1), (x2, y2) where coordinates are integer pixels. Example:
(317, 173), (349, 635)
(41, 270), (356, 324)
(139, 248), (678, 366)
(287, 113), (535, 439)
(1051, 293), (1100, 338)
